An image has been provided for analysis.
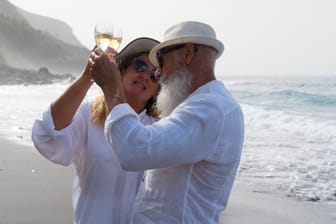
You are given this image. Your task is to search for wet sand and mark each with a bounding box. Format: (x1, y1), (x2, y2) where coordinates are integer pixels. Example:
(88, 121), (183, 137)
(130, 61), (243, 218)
(0, 138), (73, 223)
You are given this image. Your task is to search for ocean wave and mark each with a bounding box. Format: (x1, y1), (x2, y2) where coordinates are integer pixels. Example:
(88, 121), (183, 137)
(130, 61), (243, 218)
(241, 104), (336, 143)
(269, 90), (336, 106)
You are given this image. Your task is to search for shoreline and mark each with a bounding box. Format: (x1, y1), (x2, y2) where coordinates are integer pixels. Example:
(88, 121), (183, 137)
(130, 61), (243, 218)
(1, 138), (335, 223)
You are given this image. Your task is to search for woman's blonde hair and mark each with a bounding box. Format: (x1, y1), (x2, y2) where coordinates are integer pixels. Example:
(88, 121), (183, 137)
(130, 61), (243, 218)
(91, 53), (160, 125)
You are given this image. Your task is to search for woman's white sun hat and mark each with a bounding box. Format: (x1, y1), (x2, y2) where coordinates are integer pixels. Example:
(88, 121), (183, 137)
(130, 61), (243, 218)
(115, 37), (160, 66)
(149, 21), (224, 66)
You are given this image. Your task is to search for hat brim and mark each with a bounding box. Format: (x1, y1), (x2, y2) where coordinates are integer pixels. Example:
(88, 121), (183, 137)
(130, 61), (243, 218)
(115, 37), (160, 66)
(149, 36), (224, 66)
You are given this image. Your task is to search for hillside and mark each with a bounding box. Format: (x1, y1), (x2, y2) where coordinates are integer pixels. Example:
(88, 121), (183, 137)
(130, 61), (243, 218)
(0, 0), (89, 76)
(1, 0), (84, 47)
(0, 0), (25, 21)
(18, 8), (84, 47)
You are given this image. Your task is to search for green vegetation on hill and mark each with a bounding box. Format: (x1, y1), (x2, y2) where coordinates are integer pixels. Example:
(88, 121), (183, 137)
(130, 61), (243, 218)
(18, 8), (84, 48)
(0, 13), (89, 74)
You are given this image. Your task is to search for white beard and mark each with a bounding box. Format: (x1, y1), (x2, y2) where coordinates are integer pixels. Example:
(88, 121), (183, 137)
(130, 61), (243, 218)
(156, 65), (192, 117)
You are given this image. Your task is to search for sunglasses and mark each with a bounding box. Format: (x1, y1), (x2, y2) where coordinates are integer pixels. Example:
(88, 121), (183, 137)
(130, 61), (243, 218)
(132, 58), (159, 82)
(156, 44), (186, 68)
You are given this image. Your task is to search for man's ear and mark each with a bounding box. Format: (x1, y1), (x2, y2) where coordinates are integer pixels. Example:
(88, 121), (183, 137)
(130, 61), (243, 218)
(183, 43), (197, 65)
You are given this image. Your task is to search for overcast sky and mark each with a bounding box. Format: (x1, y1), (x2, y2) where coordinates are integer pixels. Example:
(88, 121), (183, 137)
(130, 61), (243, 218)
(8, 0), (336, 76)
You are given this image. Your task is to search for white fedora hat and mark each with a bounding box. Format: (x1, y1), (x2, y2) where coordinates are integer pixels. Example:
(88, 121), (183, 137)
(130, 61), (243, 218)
(149, 21), (224, 66)
(115, 37), (160, 66)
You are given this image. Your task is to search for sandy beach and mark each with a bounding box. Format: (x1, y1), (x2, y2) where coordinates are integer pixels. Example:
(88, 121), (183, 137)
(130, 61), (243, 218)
(222, 183), (336, 224)
(1, 138), (335, 224)
(0, 138), (73, 224)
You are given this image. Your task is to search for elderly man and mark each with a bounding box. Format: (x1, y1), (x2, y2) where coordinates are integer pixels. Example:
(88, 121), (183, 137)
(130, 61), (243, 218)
(90, 21), (244, 224)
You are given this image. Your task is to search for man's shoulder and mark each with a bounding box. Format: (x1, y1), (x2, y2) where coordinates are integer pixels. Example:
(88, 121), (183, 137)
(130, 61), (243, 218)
(190, 81), (236, 104)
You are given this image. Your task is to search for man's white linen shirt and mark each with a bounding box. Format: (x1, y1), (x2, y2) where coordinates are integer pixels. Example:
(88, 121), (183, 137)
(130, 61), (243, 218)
(31, 101), (156, 224)
(105, 80), (245, 224)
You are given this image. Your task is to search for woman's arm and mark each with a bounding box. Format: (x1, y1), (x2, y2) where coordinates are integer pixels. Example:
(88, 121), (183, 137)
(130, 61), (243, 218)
(51, 61), (93, 130)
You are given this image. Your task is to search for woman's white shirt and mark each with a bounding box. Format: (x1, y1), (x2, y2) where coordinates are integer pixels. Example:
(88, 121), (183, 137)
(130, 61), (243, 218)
(32, 101), (156, 224)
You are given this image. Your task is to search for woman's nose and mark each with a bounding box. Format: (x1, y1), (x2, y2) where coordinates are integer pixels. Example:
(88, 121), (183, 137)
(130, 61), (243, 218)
(138, 71), (150, 80)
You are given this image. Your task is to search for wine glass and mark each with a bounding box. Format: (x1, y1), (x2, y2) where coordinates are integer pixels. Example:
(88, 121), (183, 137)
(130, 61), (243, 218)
(94, 22), (123, 51)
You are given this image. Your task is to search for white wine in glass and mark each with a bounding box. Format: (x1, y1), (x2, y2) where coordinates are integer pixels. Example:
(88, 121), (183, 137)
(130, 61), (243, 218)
(94, 22), (123, 51)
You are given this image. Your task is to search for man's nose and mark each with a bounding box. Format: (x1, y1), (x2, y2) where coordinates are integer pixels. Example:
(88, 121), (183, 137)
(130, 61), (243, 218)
(154, 67), (162, 80)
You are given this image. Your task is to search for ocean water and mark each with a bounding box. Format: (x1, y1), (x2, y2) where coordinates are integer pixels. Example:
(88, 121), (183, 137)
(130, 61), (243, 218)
(0, 75), (335, 205)
(224, 75), (336, 204)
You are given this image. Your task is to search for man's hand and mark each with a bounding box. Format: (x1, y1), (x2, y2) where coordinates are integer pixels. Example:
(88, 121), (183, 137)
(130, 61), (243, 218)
(89, 47), (126, 113)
